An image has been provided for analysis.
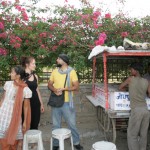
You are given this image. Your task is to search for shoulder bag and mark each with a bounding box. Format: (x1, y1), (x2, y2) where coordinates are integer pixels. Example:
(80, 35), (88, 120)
(47, 74), (67, 107)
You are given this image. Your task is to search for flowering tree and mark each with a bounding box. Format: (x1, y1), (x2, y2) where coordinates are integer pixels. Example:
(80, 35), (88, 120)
(0, 0), (150, 82)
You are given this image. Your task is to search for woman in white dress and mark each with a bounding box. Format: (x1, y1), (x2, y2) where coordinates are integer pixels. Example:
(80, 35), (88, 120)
(0, 66), (32, 150)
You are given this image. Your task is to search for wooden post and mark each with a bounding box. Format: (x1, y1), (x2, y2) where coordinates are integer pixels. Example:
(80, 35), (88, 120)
(103, 52), (109, 109)
(92, 57), (96, 97)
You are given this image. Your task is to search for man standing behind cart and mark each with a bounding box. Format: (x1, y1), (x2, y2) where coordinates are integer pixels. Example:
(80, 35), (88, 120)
(119, 62), (150, 150)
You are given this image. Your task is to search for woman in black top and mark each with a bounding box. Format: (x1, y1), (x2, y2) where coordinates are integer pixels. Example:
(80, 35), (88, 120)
(21, 56), (44, 129)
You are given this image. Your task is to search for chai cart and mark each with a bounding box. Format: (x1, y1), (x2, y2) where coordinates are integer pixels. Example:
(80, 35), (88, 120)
(86, 50), (150, 143)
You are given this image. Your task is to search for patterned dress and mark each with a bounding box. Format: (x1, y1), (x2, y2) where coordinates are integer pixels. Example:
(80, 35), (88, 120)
(0, 81), (32, 140)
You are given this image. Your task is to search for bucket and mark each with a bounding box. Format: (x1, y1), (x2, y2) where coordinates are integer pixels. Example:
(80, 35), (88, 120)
(92, 141), (117, 150)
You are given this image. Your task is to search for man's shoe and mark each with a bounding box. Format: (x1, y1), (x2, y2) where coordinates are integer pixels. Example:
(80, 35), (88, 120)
(53, 146), (59, 150)
(74, 144), (83, 150)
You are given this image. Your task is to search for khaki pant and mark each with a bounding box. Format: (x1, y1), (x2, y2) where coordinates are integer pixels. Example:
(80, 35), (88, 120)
(0, 139), (18, 150)
(127, 107), (150, 150)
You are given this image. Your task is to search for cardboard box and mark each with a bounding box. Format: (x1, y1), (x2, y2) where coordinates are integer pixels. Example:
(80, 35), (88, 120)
(109, 92), (130, 110)
(94, 83), (150, 110)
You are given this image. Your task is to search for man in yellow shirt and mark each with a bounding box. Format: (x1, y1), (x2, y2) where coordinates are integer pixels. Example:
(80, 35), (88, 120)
(48, 54), (83, 150)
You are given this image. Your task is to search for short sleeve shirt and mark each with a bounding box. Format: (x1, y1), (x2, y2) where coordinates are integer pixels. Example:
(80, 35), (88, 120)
(49, 68), (78, 102)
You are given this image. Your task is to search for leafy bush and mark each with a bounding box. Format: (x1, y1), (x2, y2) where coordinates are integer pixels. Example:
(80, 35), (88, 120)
(0, 0), (149, 82)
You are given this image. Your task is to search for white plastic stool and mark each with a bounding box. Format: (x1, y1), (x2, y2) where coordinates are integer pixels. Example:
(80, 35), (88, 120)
(23, 129), (44, 150)
(92, 141), (116, 150)
(50, 128), (74, 150)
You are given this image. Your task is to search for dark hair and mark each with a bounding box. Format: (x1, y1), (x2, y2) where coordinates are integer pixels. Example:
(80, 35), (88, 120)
(59, 54), (69, 65)
(13, 66), (25, 80)
(129, 62), (143, 73)
(21, 56), (34, 68)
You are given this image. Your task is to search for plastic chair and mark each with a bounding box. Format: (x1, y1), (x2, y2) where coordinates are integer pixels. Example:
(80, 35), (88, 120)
(23, 130), (44, 150)
(50, 128), (74, 150)
(91, 141), (116, 150)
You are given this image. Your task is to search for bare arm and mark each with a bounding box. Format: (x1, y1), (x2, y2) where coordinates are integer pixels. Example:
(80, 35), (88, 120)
(35, 74), (44, 113)
(119, 77), (131, 91)
(48, 80), (57, 93)
(22, 99), (30, 134)
(63, 80), (79, 91)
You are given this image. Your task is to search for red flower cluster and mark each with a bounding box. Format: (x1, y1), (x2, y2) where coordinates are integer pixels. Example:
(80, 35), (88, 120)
(0, 32), (7, 38)
(121, 32), (128, 38)
(95, 32), (107, 46)
(9, 35), (22, 49)
(0, 22), (4, 30)
(92, 11), (101, 21)
(0, 48), (7, 56)
(15, 5), (29, 21)
(105, 13), (111, 19)
(50, 23), (58, 30)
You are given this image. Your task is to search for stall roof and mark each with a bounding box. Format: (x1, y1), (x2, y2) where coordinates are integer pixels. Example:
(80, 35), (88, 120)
(91, 49), (150, 110)
(96, 50), (150, 57)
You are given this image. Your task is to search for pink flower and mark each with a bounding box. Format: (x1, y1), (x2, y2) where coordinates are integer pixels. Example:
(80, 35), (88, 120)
(62, 16), (68, 24)
(10, 39), (16, 44)
(39, 32), (47, 38)
(15, 18), (20, 24)
(92, 11), (101, 21)
(15, 36), (22, 42)
(52, 46), (58, 51)
(99, 32), (107, 40)
(27, 26), (33, 31)
(121, 32), (128, 38)
(49, 34), (53, 38)
(21, 8), (26, 12)
(25, 40), (29, 44)
(0, 32), (7, 38)
(93, 22), (98, 29)
(14, 43), (21, 49)
(50, 23), (58, 30)
(95, 37), (105, 46)
(41, 44), (45, 49)
(93, 11), (101, 17)
(73, 42), (77, 46)
(22, 12), (28, 21)
(15, 5), (22, 11)
(59, 40), (64, 45)
(105, 13), (111, 19)
(0, 22), (4, 30)
(0, 48), (7, 56)
(1, 1), (7, 7)
(81, 14), (89, 20)
(38, 40), (42, 44)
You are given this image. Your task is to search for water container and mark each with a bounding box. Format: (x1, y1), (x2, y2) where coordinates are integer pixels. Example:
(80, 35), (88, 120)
(92, 141), (116, 150)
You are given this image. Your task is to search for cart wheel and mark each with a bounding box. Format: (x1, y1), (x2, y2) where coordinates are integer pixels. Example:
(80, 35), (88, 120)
(104, 113), (116, 143)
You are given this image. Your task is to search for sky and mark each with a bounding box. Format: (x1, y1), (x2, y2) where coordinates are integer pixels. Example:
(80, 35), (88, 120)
(12, 0), (150, 18)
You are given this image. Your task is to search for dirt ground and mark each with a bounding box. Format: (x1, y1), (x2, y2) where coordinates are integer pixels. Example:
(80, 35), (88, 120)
(37, 106), (150, 150)
(0, 85), (150, 150)
(30, 85), (150, 150)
